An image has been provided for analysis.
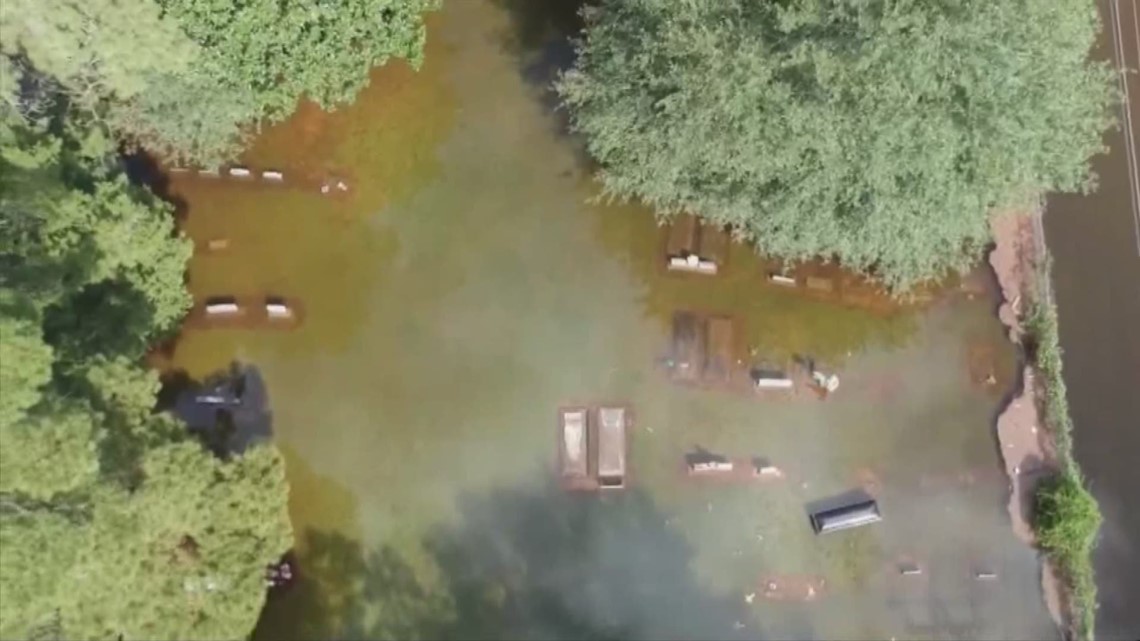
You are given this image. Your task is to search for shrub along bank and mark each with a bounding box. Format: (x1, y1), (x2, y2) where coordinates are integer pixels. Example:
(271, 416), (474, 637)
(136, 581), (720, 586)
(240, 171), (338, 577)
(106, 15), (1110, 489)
(1026, 281), (1102, 641)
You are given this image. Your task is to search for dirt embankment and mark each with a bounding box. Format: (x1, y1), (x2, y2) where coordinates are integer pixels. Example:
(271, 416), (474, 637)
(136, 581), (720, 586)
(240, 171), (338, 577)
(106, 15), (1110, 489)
(987, 210), (1066, 631)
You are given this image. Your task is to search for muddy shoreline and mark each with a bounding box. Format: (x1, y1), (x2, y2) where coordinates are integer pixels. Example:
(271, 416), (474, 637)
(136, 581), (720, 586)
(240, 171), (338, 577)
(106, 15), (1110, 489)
(987, 209), (1067, 634)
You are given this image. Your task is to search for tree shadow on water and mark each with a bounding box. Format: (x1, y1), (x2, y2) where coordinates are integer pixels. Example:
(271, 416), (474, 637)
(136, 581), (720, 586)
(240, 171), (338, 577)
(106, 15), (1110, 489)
(427, 480), (751, 640)
(491, 0), (586, 63)
(256, 529), (451, 641)
(159, 361), (273, 457)
(256, 480), (754, 640)
(490, 0), (593, 162)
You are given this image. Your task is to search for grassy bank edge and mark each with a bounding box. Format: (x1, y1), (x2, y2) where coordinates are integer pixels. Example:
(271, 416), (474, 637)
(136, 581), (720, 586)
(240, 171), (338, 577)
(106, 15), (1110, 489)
(1025, 255), (1102, 641)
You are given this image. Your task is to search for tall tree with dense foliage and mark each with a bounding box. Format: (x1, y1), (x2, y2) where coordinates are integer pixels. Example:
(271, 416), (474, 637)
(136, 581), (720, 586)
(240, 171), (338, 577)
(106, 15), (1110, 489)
(123, 0), (438, 162)
(558, 0), (1116, 288)
(0, 0), (197, 104)
(0, 64), (292, 640)
(3, 0), (437, 163)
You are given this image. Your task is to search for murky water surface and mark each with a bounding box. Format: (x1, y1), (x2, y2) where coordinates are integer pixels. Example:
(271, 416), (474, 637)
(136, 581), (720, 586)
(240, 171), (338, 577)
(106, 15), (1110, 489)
(163, 3), (1058, 639)
(1045, 1), (1140, 637)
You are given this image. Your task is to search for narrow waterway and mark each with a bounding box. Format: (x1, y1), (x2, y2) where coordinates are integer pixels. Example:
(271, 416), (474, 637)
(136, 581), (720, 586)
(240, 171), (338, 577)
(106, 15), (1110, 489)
(161, 2), (1057, 639)
(1045, 1), (1140, 638)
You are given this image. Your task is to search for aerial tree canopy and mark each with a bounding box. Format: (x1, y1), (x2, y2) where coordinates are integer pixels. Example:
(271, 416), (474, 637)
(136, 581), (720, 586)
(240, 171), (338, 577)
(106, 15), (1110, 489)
(0, 443), (292, 640)
(0, 65), (292, 640)
(158, 0), (435, 114)
(2, 0), (437, 163)
(557, 0), (1116, 288)
(0, 0), (197, 104)
(129, 0), (438, 162)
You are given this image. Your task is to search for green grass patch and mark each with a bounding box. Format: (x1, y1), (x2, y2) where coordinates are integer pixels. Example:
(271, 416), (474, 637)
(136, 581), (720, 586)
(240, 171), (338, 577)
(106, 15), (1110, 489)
(1024, 263), (1101, 640)
(1025, 298), (1074, 457)
(1034, 469), (1101, 640)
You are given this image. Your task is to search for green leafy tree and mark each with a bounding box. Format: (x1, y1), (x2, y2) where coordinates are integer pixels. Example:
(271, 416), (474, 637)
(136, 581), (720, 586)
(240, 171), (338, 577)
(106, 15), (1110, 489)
(106, 65), (262, 165)
(0, 444), (292, 640)
(0, 405), (98, 499)
(1, 65), (293, 640)
(0, 316), (53, 428)
(113, 0), (439, 163)
(159, 0), (436, 114)
(4, 0), (437, 163)
(0, 0), (196, 104)
(558, 0), (1116, 288)
(1, 100), (192, 340)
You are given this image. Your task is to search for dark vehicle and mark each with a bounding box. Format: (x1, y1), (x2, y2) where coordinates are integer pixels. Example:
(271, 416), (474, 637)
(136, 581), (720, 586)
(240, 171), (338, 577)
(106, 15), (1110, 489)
(809, 499), (882, 534)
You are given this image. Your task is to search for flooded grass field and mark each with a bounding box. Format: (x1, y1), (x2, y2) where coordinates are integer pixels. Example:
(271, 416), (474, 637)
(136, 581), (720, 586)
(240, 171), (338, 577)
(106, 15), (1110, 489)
(160, 2), (1059, 639)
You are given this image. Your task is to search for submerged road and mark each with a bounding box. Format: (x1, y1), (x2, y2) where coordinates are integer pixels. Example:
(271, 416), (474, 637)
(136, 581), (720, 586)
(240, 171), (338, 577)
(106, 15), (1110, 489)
(1044, 0), (1140, 639)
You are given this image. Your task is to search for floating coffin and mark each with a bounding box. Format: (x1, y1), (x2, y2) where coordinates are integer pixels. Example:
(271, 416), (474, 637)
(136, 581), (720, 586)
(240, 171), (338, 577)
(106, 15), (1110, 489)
(596, 406), (628, 489)
(204, 297), (240, 315)
(685, 448), (733, 474)
(751, 368), (793, 389)
(559, 407), (589, 480)
(665, 214), (729, 274)
(265, 297), (293, 318)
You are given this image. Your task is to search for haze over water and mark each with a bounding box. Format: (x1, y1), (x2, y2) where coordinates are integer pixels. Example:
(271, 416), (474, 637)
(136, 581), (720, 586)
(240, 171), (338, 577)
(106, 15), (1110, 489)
(164, 2), (1059, 639)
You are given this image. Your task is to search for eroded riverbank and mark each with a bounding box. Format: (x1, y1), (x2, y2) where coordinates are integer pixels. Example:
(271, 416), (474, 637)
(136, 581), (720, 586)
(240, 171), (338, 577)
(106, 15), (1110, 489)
(988, 210), (1066, 632)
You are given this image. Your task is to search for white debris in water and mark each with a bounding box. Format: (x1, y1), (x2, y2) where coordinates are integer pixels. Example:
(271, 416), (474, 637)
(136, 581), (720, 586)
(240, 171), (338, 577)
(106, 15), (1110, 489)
(266, 303), (292, 318)
(205, 302), (240, 315)
(825, 374), (840, 392)
(744, 592), (755, 604)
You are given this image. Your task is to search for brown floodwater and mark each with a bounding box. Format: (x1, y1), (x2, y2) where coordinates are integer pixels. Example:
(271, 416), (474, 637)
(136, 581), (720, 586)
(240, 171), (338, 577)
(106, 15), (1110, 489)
(161, 2), (1058, 639)
(1045, 1), (1140, 638)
